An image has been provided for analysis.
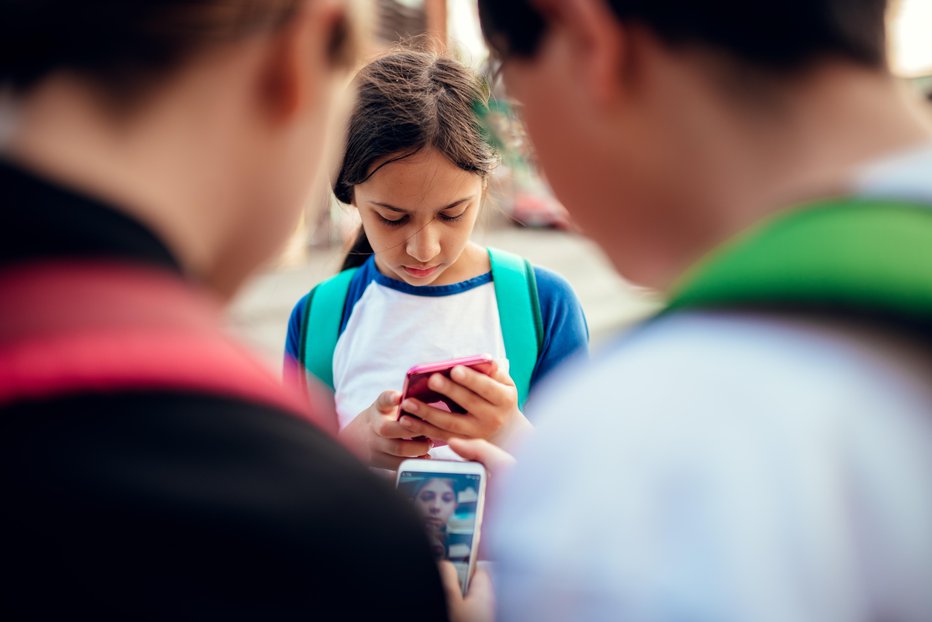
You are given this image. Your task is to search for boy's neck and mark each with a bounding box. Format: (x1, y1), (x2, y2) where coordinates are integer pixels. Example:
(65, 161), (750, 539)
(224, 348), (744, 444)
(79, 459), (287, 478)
(734, 65), (932, 218)
(659, 64), (932, 290)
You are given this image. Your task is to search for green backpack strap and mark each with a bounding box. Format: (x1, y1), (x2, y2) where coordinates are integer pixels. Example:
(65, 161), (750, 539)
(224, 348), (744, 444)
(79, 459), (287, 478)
(488, 247), (544, 406)
(667, 198), (932, 328)
(300, 267), (358, 391)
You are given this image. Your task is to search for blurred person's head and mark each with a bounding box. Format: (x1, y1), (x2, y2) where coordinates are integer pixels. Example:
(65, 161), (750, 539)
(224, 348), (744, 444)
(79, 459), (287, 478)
(479, 0), (931, 288)
(0, 0), (362, 296)
(335, 50), (498, 285)
(413, 477), (458, 530)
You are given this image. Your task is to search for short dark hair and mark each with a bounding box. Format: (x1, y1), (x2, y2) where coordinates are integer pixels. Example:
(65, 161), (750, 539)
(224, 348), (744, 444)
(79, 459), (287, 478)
(336, 49), (498, 271)
(0, 1), (354, 96)
(478, 0), (889, 73)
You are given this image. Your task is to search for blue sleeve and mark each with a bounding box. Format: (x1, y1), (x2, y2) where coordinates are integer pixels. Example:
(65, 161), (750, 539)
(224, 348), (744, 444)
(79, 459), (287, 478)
(284, 293), (309, 365)
(530, 266), (589, 390)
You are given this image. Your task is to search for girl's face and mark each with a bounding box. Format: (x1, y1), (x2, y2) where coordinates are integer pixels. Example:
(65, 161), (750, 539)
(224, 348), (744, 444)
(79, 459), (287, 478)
(353, 147), (485, 286)
(414, 478), (457, 529)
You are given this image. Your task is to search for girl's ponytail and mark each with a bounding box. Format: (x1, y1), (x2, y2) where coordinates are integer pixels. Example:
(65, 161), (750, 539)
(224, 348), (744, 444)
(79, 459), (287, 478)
(341, 227), (374, 271)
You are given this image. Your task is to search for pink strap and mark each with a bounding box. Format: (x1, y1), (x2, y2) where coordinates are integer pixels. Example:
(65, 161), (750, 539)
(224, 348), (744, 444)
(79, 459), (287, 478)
(0, 262), (336, 433)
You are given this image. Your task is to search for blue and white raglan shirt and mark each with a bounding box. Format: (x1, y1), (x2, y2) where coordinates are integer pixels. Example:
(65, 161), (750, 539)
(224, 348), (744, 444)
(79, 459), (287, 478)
(285, 253), (588, 456)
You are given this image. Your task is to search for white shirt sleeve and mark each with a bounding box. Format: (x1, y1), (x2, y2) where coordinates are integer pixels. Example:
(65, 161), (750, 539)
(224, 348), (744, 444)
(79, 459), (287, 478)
(491, 313), (932, 622)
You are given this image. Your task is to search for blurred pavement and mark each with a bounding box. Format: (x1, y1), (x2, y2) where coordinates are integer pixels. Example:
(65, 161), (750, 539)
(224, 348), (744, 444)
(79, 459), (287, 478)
(227, 225), (660, 370)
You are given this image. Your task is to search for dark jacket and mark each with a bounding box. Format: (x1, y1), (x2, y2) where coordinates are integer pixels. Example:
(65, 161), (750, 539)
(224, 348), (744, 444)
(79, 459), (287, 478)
(0, 160), (447, 620)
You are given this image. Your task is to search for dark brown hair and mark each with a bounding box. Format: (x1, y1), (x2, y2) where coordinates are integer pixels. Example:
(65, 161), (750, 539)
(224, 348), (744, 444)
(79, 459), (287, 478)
(0, 0), (354, 98)
(479, 0), (889, 73)
(336, 49), (499, 271)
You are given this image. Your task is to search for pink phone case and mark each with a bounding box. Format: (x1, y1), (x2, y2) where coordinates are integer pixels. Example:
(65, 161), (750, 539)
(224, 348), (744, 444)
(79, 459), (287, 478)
(399, 355), (495, 421)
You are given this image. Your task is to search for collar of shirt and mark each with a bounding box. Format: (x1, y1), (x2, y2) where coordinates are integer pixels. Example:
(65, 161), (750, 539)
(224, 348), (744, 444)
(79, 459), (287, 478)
(0, 158), (182, 274)
(854, 141), (932, 205)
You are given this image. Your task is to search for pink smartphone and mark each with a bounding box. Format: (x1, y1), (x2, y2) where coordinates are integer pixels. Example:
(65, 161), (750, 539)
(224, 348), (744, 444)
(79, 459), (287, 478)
(399, 355), (495, 420)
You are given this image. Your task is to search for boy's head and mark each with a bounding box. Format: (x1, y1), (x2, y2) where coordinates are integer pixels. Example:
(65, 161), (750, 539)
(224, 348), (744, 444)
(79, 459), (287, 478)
(479, 0), (891, 287)
(2, 0), (362, 297)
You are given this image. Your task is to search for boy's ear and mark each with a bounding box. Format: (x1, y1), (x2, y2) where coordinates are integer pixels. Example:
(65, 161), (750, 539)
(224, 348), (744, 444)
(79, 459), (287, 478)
(258, 0), (353, 123)
(533, 0), (629, 110)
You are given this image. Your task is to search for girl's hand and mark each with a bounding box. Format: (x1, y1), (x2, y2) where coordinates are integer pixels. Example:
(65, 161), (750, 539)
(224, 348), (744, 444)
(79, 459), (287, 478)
(398, 361), (532, 447)
(439, 561), (494, 622)
(340, 390), (432, 470)
(448, 438), (517, 478)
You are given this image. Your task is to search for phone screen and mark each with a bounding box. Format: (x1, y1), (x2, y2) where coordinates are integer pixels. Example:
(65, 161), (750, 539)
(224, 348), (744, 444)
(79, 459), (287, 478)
(397, 470), (482, 593)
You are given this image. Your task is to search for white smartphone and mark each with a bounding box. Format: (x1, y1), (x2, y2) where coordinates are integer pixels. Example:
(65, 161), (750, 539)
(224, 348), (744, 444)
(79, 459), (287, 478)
(396, 459), (487, 595)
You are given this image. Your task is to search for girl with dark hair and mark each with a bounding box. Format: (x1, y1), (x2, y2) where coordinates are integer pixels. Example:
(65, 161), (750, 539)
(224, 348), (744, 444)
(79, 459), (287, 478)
(285, 49), (588, 469)
(0, 0), (458, 618)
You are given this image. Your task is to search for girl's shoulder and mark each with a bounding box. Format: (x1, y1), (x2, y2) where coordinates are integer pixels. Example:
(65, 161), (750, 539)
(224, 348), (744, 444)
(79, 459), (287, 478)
(530, 264), (581, 306)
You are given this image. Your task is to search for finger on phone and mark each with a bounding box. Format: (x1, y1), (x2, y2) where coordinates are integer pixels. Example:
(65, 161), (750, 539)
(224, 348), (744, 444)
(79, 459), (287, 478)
(398, 414), (458, 442)
(450, 365), (513, 404)
(375, 390), (401, 414)
(428, 373), (482, 412)
(376, 436), (432, 458)
(448, 438), (516, 475)
(465, 565), (494, 604)
(489, 359), (515, 387)
(402, 399), (471, 436)
(438, 560), (464, 604)
(374, 417), (423, 440)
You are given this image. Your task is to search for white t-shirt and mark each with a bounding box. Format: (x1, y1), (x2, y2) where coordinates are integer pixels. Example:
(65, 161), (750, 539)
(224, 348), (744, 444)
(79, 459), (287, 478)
(333, 273), (506, 460)
(492, 143), (932, 621)
(285, 254), (590, 458)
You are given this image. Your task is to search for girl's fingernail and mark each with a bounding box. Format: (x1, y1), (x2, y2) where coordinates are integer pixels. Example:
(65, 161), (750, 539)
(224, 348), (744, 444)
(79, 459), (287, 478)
(428, 375), (443, 389)
(399, 417), (414, 428)
(402, 400), (417, 412)
(451, 366), (465, 380)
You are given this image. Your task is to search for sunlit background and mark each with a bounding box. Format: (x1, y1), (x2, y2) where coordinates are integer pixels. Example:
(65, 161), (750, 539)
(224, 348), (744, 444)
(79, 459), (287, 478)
(891, 0), (932, 77)
(230, 0), (932, 365)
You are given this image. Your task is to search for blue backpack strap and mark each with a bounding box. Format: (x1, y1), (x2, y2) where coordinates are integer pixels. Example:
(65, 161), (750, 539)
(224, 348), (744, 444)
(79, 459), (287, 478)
(488, 247), (544, 407)
(300, 268), (358, 391)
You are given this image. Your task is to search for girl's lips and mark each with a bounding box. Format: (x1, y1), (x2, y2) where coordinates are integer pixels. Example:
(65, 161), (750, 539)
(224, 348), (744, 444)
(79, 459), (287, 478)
(403, 265), (440, 279)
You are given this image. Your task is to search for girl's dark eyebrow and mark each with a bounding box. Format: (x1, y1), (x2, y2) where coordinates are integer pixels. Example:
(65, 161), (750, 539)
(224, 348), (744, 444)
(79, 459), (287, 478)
(370, 197), (475, 214)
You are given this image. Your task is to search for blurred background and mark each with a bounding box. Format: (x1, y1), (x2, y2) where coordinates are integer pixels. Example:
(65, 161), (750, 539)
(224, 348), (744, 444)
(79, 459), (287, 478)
(228, 0), (932, 367)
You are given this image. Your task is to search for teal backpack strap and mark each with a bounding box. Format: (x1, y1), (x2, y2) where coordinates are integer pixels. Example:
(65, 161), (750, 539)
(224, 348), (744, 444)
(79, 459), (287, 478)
(488, 247), (544, 407)
(667, 198), (932, 328)
(300, 267), (358, 391)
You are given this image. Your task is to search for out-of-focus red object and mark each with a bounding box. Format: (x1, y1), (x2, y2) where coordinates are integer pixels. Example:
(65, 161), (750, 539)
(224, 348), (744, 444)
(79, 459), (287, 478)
(511, 190), (573, 230)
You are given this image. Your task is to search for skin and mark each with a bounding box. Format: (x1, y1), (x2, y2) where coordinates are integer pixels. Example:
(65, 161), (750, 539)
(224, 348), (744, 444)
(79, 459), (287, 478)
(353, 147), (489, 287)
(473, 36), (932, 622)
(341, 358), (533, 470)
(440, 561), (494, 622)
(0, 1), (479, 615)
(4, 0), (358, 299)
(448, 0), (932, 617)
(502, 0), (932, 291)
(339, 150), (533, 469)
(414, 478), (458, 530)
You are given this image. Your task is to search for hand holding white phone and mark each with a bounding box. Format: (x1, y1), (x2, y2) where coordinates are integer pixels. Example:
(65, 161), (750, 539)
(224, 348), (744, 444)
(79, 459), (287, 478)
(396, 459), (488, 595)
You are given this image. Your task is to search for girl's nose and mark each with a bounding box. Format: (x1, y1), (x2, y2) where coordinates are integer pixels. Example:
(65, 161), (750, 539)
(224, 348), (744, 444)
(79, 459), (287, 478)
(406, 223), (441, 263)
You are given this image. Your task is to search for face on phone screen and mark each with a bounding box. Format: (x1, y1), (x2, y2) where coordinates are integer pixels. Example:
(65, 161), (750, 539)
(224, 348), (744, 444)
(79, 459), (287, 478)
(397, 471), (482, 591)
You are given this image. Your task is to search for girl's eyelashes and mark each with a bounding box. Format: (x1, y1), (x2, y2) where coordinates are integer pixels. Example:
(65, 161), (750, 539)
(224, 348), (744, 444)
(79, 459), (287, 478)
(377, 214), (408, 226)
(438, 211), (466, 223)
(373, 207), (468, 226)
